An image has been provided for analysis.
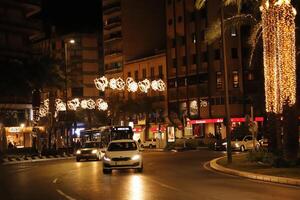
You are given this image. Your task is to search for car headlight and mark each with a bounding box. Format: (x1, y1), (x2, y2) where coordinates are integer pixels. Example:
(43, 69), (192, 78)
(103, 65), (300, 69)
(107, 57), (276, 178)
(222, 142), (227, 146)
(131, 154), (141, 161)
(235, 143), (240, 148)
(76, 150), (81, 154)
(92, 149), (98, 154)
(103, 156), (111, 162)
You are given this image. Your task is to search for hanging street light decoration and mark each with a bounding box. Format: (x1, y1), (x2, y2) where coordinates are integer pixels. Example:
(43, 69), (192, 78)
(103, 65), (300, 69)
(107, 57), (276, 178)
(126, 77), (138, 92)
(261, 0), (296, 113)
(94, 76), (108, 91)
(151, 79), (166, 92)
(138, 79), (151, 93)
(97, 98), (108, 111)
(68, 98), (80, 111)
(94, 76), (166, 92)
(55, 99), (66, 111)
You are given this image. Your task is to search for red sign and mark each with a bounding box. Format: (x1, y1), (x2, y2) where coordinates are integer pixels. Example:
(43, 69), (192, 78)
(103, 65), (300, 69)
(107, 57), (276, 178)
(187, 117), (264, 125)
(133, 128), (142, 132)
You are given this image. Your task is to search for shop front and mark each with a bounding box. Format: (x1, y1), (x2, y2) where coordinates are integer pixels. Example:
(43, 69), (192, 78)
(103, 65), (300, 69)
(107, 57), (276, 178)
(5, 126), (46, 148)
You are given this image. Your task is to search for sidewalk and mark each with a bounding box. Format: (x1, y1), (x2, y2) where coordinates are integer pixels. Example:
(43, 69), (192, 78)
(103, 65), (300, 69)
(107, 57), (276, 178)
(1, 154), (75, 165)
(210, 156), (300, 187)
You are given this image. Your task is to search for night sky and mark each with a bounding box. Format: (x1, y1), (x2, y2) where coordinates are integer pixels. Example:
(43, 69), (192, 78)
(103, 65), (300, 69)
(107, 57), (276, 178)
(41, 0), (102, 34)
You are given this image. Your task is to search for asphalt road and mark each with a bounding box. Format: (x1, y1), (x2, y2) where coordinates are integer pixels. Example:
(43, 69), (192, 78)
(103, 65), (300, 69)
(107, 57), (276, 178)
(0, 149), (299, 200)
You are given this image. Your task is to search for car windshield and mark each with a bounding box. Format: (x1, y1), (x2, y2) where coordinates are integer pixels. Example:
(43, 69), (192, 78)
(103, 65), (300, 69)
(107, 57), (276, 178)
(108, 142), (137, 151)
(83, 142), (101, 148)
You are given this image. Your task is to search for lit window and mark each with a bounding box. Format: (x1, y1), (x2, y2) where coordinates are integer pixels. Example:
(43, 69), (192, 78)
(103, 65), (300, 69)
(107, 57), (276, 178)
(216, 72), (222, 89)
(233, 71), (239, 88)
(231, 26), (237, 37)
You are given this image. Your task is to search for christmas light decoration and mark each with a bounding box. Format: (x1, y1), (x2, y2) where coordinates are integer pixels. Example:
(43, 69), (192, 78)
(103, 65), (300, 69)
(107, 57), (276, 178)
(96, 98), (108, 111)
(138, 79), (151, 93)
(95, 76), (166, 92)
(126, 77), (138, 92)
(55, 99), (66, 111)
(68, 98), (80, 111)
(94, 76), (108, 91)
(261, 0), (296, 113)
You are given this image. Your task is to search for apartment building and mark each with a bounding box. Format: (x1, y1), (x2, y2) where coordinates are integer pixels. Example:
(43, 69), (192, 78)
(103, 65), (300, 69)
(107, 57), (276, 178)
(165, 0), (263, 139)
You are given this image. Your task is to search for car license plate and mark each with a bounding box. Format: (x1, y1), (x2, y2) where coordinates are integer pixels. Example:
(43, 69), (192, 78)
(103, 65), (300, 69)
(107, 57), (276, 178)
(115, 161), (125, 166)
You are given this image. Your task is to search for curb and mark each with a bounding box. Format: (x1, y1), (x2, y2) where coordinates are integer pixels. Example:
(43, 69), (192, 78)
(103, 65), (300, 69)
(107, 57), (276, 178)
(210, 156), (300, 187)
(1, 155), (75, 165)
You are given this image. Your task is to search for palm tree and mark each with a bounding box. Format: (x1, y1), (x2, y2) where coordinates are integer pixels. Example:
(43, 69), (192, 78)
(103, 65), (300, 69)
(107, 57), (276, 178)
(195, 0), (262, 68)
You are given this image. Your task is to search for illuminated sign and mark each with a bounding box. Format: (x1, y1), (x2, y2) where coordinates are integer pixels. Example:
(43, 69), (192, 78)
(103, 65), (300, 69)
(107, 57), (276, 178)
(187, 117), (264, 125)
(8, 127), (21, 132)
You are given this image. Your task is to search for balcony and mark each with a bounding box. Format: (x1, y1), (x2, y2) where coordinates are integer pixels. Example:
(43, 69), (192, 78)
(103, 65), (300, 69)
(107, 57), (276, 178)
(103, 2), (121, 15)
(104, 49), (122, 57)
(104, 17), (121, 30)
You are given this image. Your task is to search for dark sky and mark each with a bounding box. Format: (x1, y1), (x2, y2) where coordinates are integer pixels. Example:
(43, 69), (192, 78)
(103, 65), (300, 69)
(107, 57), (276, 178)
(41, 0), (102, 34)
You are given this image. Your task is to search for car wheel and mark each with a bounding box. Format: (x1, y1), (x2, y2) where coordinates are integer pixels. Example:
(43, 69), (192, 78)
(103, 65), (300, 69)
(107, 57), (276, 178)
(76, 157), (80, 162)
(103, 169), (112, 174)
(136, 164), (143, 173)
(240, 145), (245, 152)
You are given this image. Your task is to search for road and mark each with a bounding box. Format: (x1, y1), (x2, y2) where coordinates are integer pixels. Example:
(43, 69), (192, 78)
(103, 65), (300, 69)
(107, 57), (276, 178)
(0, 149), (299, 200)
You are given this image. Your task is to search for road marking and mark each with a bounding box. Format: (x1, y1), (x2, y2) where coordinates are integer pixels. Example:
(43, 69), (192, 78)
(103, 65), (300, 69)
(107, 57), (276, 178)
(53, 178), (58, 184)
(143, 176), (182, 192)
(56, 189), (76, 200)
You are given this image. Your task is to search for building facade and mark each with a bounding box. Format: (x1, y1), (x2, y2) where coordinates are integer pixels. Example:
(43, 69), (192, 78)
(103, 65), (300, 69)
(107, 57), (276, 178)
(0, 0), (42, 150)
(165, 0), (263, 140)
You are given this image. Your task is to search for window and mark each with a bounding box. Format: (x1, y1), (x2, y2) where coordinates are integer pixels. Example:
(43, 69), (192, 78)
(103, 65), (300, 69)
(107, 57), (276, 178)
(72, 87), (83, 97)
(216, 72), (222, 89)
(190, 12), (196, 22)
(158, 65), (163, 78)
(168, 19), (173, 25)
(177, 36), (185, 46)
(127, 72), (131, 77)
(142, 69), (146, 79)
(192, 54), (197, 65)
(248, 72), (254, 80)
(202, 52), (208, 62)
(231, 48), (238, 59)
(192, 33), (196, 44)
(231, 26), (237, 37)
(214, 49), (220, 60)
(134, 70), (138, 80)
(178, 16), (182, 22)
(182, 56), (187, 66)
(150, 67), (154, 78)
(200, 30), (205, 41)
(233, 71), (239, 88)
(172, 59), (177, 68)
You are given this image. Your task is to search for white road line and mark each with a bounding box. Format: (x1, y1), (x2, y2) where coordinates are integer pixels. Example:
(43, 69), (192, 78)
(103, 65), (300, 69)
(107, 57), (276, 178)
(53, 178), (58, 184)
(143, 176), (182, 192)
(56, 189), (77, 200)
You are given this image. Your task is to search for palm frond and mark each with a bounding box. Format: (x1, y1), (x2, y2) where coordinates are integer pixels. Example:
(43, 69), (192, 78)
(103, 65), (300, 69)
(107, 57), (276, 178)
(195, 0), (206, 10)
(204, 14), (257, 44)
(248, 22), (263, 68)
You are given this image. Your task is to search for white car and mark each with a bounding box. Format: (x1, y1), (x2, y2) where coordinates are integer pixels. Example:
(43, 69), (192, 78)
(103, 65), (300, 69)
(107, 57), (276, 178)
(223, 135), (260, 152)
(140, 139), (156, 148)
(102, 139), (143, 174)
(76, 141), (106, 162)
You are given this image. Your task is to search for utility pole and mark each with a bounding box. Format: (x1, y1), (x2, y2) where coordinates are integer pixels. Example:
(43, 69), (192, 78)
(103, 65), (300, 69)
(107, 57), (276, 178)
(220, 3), (232, 164)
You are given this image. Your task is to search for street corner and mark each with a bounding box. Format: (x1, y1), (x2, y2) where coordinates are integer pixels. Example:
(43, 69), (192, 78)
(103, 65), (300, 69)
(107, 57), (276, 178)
(209, 156), (300, 187)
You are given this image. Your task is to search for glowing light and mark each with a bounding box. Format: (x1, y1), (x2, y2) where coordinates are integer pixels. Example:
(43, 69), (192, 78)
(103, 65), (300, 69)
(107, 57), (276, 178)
(151, 79), (166, 91)
(127, 77), (138, 92)
(55, 99), (66, 111)
(109, 78), (117, 90)
(116, 77), (125, 90)
(68, 98), (80, 110)
(261, 0), (296, 113)
(94, 76), (108, 91)
(96, 98), (108, 111)
(138, 79), (151, 93)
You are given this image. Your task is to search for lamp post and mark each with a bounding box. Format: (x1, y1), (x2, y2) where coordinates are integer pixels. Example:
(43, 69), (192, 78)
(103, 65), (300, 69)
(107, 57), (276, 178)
(220, 3), (232, 164)
(64, 39), (75, 148)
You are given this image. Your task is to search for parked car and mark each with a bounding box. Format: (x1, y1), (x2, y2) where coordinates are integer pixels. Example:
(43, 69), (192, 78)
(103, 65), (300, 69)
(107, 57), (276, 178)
(222, 135), (260, 152)
(102, 139), (143, 174)
(214, 139), (226, 151)
(140, 139), (156, 148)
(76, 141), (105, 162)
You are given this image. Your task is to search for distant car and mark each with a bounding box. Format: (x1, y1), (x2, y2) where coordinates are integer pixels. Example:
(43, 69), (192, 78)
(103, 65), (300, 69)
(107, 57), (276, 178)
(76, 141), (105, 162)
(102, 139), (143, 174)
(214, 139), (226, 151)
(259, 138), (268, 148)
(140, 139), (156, 148)
(222, 135), (260, 152)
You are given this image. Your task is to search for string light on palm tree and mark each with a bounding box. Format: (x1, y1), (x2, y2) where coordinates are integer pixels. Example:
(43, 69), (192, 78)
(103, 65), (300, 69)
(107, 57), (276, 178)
(261, 0), (296, 113)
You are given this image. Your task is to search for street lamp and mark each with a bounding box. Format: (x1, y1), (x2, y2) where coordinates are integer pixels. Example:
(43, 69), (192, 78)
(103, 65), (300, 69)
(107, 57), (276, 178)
(64, 39), (75, 148)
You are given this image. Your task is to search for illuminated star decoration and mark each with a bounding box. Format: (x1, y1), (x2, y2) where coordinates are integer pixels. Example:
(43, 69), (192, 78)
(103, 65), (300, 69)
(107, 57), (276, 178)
(68, 98), (80, 111)
(151, 79), (166, 92)
(261, 0), (296, 113)
(97, 98), (108, 111)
